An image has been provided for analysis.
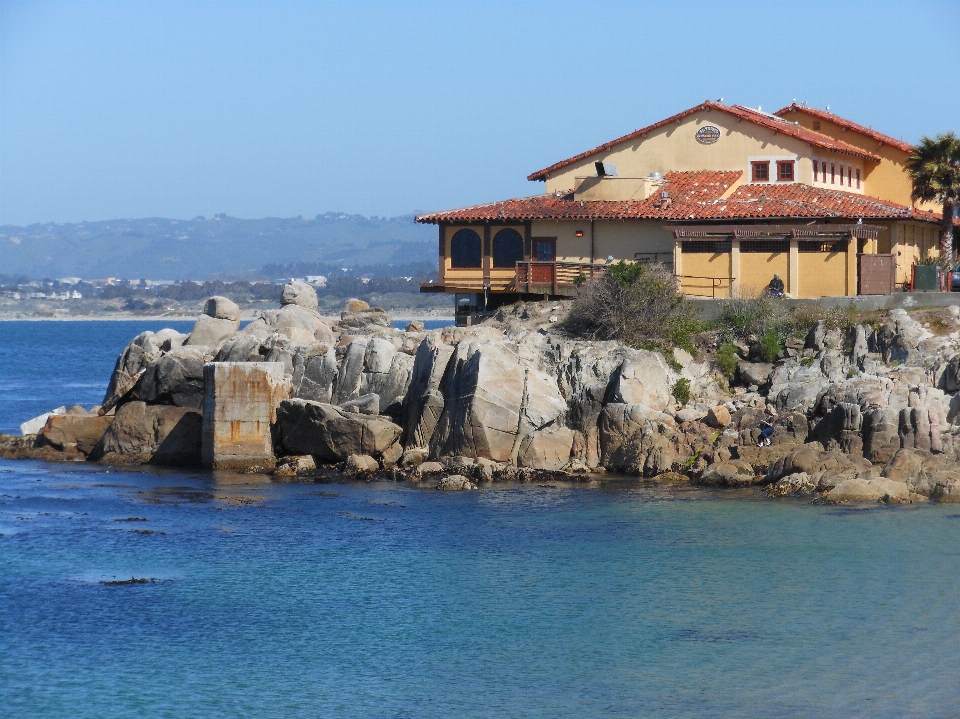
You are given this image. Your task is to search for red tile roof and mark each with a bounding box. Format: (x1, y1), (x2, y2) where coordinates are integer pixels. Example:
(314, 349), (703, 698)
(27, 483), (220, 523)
(417, 171), (953, 226)
(526, 101), (881, 182)
(774, 103), (915, 154)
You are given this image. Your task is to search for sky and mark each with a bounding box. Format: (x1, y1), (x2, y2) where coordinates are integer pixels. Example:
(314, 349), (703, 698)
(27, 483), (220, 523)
(1, 0), (958, 226)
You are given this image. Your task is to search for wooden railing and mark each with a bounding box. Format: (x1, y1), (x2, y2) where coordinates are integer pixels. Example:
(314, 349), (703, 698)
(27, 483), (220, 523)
(515, 261), (607, 295)
(678, 275), (735, 299)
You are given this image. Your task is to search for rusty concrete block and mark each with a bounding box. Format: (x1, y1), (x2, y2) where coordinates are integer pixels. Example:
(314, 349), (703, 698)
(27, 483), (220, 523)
(202, 362), (290, 470)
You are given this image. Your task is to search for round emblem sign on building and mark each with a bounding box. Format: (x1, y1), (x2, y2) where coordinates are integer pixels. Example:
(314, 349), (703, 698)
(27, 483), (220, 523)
(696, 126), (721, 144)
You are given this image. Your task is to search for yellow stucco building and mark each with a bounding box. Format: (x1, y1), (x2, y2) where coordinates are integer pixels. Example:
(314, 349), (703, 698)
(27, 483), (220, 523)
(417, 100), (955, 313)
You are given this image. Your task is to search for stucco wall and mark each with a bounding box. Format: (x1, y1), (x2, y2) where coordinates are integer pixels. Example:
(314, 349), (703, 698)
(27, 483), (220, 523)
(532, 220), (674, 264)
(544, 110), (824, 195)
(780, 107), (917, 207)
(798, 251), (848, 297)
(740, 252), (790, 295)
(680, 251), (733, 297)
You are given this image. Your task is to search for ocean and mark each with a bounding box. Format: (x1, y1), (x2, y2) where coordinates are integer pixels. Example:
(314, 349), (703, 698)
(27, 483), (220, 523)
(2, 321), (960, 718)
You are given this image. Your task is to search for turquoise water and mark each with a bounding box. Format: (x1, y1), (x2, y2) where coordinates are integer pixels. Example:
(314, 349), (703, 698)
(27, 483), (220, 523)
(2, 322), (960, 718)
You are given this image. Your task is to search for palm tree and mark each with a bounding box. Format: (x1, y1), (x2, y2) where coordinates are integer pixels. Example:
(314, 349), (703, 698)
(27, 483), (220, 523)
(908, 133), (960, 262)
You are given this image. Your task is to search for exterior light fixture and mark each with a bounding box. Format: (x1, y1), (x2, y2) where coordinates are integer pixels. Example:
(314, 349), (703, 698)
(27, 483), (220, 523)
(575, 230), (584, 237)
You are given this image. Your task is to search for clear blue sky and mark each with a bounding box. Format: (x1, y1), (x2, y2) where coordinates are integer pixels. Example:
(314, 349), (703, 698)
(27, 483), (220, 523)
(2, 0), (958, 226)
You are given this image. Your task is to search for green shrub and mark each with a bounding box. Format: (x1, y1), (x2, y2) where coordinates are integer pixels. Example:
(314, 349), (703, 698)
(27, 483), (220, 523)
(758, 331), (782, 362)
(672, 377), (691, 405)
(716, 343), (740, 379)
(565, 262), (702, 349)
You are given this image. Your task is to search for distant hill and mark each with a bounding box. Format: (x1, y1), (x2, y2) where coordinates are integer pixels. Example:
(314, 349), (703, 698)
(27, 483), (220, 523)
(0, 213), (437, 280)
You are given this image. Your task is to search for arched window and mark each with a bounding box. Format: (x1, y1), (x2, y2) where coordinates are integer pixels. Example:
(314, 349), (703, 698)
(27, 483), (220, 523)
(492, 228), (524, 268)
(450, 229), (482, 268)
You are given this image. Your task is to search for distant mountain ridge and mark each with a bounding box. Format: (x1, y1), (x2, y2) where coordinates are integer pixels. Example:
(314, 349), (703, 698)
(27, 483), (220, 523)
(0, 213), (436, 280)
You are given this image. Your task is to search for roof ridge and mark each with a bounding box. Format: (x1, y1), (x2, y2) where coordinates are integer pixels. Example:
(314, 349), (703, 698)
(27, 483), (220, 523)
(527, 101), (880, 182)
(773, 104), (914, 154)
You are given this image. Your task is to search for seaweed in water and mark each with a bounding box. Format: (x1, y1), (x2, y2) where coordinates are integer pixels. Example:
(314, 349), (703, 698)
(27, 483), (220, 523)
(100, 577), (155, 586)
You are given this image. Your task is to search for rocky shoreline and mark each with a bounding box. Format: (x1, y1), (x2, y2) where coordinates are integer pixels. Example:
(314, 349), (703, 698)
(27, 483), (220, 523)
(4, 280), (960, 503)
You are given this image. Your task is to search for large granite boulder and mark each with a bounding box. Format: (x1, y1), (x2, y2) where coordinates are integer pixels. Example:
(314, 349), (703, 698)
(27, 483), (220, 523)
(185, 297), (241, 347)
(276, 398), (403, 463)
(428, 339), (566, 462)
(90, 401), (201, 466)
(403, 333), (456, 449)
(37, 414), (113, 455)
(270, 304), (334, 344)
(281, 280), (319, 310)
(825, 477), (911, 503)
(135, 347), (209, 409)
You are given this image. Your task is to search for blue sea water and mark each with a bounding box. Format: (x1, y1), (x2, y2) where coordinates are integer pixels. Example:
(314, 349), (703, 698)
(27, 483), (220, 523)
(2, 321), (960, 718)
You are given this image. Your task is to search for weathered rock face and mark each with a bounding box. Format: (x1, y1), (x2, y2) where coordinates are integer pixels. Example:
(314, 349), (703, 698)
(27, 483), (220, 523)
(38, 414), (113, 455)
(517, 426), (576, 470)
(135, 347), (209, 409)
(102, 332), (166, 409)
(609, 353), (672, 411)
(276, 399), (402, 463)
(90, 401), (202, 466)
(599, 403), (677, 476)
(201, 362), (290, 470)
(281, 280), (319, 310)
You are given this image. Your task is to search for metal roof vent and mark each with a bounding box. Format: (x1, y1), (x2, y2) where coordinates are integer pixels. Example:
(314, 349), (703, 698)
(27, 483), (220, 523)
(649, 172), (664, 181)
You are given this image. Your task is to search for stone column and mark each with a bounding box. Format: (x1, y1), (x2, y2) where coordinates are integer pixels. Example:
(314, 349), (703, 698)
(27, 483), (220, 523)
(202, 362), (290, 470)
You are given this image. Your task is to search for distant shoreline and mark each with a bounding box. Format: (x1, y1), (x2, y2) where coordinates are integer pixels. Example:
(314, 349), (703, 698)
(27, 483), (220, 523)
(0, 310), (455, 323)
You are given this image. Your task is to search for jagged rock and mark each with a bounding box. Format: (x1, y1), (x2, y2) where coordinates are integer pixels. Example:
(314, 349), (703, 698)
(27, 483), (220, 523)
(281, 280), (319, 310)
(340, 393), (380, 415)
(403, 334), (456, 449)
(862, 408), (901, 464)
(102, 332), (166, 408)
(699, 459), (759, 487)
(37, 414), (113, 455)
(276, 398), (402, 462)
(400, 448), (428, 467)
(203, 296), (241, 321)
(599, 403), (676, 476)
(675, 407), (707, 423)
(609, 352), (672, 411)
(765, 472), (818, 496)
(291, 343), (338, 402)
(274, 455), (316, 475)
(90, 401), (201, 466)
(345, 454), (379, 474)
(765, 447), (872, 484)
(738, 361), (773, 388)
(214, 334), (265, 363)
(825, 477), (912, 503)
(705, 405), (731, 429)
(517, 426), (576, 470)
(436, 474), (476, 491)
(405, 320), (425, 332)
(380, 441), (403, 468)
(135, 347), (209, 410)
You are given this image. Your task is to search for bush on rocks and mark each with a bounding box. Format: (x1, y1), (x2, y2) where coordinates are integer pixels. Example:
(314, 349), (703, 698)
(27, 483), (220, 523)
(564, 262), (701, 350)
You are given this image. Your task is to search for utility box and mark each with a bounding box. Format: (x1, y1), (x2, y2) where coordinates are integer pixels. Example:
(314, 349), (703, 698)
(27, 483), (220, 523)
(912, 264), (941, 292)
(201, 362), (290, 470)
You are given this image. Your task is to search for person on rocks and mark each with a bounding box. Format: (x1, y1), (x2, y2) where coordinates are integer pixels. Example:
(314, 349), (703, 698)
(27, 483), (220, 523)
(767, 273), (785, 298)
(757, 411), (776, 447)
